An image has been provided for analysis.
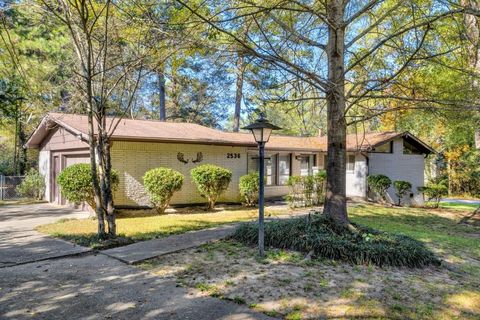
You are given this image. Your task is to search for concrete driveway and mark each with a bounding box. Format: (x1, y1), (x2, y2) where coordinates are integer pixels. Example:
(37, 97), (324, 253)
(442, 198), (480, 205)
(0, 203), (91, 267)
(0, 204), (274, 319)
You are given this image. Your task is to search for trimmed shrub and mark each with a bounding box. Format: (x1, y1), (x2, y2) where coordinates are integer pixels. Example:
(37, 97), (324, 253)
(286, 176), (304, 208)
(302, 175), (315, 206)
(418, 183), (448, 208)
(232, 215), (441, 267)
(16, 169), (45, 200)
(367, 174), (392, 202)
(239, 172), (259, 206)
(393, 180), (412, 206)
(286, 171), (326, 208)
(314, 170), (327, 204)
(56, 163), (119, 208)
(143, 167), (184, 213)
(191, 164), (232, 209)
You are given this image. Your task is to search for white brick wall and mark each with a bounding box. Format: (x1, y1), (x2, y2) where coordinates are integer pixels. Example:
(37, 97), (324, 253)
(111, 141), (248, 206)
(369, 139), (425, 205)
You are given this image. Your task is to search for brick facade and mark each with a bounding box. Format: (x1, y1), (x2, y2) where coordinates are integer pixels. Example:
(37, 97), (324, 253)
(111, 141), (248, 206)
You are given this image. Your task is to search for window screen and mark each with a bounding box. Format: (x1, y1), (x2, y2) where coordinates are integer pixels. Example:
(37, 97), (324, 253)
(265, 154), (276, 186)
(278, 154), (291, 185)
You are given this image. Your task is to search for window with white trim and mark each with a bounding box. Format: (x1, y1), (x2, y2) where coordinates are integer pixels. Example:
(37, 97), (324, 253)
(248, 153), (291, 186)
(278, 154), (291, 185)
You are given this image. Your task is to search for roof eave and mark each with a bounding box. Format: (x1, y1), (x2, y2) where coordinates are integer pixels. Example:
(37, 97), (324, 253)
(24, 114), (88, 149)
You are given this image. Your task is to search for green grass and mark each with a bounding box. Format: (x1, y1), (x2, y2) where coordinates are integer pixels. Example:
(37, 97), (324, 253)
(37, 207), (288, 249)
(349, 204), (480, 259)
(439, 201), (479, 211)
(144, 203), (480, 320)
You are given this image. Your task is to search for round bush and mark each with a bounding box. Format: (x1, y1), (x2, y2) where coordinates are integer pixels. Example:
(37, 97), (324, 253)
(239, 172), (259, 206)
(143, 167), (184, 213)
(16, 169), (45, 200)
(418, 183), (448, 208)
(232, 215), (441, 268)
(56, 163), (119, 208)
(367, 174), (392, 202)
(191, 164), (232, 209)
(393, 180), (412, 206)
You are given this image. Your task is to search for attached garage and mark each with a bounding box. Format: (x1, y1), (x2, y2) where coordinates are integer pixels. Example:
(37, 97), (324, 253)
(30, 119), (90, 205)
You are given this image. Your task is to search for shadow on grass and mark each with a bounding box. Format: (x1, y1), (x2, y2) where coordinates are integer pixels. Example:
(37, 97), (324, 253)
(349, 205), (480, 260)
(116, 206), (258, 218)
(51, 219), (236, 249)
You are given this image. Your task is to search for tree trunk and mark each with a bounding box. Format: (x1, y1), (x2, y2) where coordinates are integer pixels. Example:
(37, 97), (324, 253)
(102, 137), (116, 236)
(461, 0), (480, 146)
(323, 0), (349, 229)
(158, 67), (166, 121)
(233, 53), (244, 132)
(88, 110), (106, 236)
(13, 110), (18, 174)
(18, 118), (27, 175)
(171, 72), (181, 118)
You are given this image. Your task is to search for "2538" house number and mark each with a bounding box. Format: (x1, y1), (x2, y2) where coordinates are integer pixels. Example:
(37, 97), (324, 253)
(227, 153), (241, 159)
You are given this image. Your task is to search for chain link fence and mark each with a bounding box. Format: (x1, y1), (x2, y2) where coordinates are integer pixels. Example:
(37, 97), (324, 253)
(0, 175), (25, 200)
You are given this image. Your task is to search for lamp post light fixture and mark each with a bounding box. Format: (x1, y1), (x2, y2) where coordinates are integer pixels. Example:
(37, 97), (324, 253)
(242, 113), (281, 256)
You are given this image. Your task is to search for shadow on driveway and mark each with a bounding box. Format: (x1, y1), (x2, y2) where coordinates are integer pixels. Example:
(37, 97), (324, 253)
(0, 204), (91, 267)
(0, 254), (274, 319)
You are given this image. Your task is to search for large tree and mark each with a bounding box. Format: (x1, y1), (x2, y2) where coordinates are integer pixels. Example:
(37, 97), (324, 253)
(175, 0), (480, 230)
(40, 0), (154, 236)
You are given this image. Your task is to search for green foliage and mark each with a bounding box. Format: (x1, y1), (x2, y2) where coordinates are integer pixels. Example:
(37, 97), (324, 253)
(367, 174), (392, 203)
(302, 175), (315, 206)
(313, 170), (327, 204)
(143, 167), (184, 214)
(393, 180), (412, 206)
(233, 215), (441, 267)
(190, 164), (232, 209)
(239, 172), (259, 206)
(56, 163), (119, 208)
(286, 170), (326, 208)
(447, 149), (480, 197)
(16, 169), (45, 200)
(418, 183), (448, 208)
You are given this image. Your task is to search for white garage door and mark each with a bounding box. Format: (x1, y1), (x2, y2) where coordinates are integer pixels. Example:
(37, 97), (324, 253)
(54, 154), (90, 205)
(65, 155), (90, 167)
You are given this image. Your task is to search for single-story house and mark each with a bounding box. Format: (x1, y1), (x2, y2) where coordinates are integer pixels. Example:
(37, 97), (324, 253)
(25, 113), (435, 207)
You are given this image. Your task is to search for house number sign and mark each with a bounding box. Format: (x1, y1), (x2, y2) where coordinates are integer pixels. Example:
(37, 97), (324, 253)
(227, 153), (241, 159)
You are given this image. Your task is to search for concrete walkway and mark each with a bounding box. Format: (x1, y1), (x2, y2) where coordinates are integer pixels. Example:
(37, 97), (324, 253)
(102, 224), (237, 264)
(0, 204), (275, 319)
(102, 210), (314, 265)
(0, 204), (91, 268)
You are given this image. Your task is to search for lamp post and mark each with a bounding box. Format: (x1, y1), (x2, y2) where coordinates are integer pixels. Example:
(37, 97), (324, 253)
(242, 113), (281, 256)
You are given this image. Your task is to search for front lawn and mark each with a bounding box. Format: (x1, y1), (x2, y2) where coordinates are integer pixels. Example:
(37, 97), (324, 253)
(142, 204), (480, 319)
(36, 207), (292, 249)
